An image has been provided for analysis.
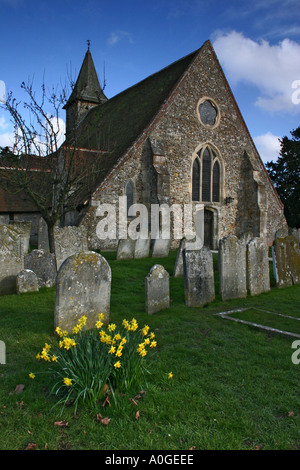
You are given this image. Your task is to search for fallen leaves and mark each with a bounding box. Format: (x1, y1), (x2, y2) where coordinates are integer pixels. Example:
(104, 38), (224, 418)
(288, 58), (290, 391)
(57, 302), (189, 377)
(9, 384), (24, 395)
(96, 413), (111, 426)
(54, 420), (69, 427)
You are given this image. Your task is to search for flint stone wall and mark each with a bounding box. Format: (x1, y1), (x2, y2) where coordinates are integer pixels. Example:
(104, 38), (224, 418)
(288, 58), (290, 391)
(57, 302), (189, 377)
(0, 224), (24, 295)
(145, 264), (170, 314)
(54, 226), (88, 270)
(24, 249), (56, 288)
(16, 269), (39, 294)
(54, 251), (111, 333)
(219, 235), (247, 300)
(246, 238), (270, 296)
(183, 247), (215, 307)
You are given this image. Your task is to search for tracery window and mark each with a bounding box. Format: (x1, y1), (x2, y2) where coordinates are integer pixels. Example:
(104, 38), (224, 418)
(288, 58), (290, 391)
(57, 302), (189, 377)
(192, 146), (222, 203)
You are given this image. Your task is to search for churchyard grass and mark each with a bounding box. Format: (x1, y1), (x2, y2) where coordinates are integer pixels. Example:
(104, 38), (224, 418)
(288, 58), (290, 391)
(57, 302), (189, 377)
(0, 250), (299, 450)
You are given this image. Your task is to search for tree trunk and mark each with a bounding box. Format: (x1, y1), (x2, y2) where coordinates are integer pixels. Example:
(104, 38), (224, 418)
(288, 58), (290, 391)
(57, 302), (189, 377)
(48, 223), (56, 255)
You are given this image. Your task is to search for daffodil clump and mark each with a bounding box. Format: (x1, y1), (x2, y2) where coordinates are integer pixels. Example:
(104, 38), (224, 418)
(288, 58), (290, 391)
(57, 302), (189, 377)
(30, 314), (159, 413)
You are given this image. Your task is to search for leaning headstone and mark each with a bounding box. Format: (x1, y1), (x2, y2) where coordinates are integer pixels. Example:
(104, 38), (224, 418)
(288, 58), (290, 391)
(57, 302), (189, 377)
(24, 249), (56, 288)
(16, 269), (39, 294)
(0, 224), (24, 295)
(173, 238), (186, 277)
(151, 238), (170, 258)
(54, 251), (111, 333)
(273, 236), (300, 287)
(183, 247), (215, 307)
(116, 238), (135, 260)
(134, 236), (150, 259)
(246, 238), (270, 296)
(145, 264), (170, 314)
(219, 236), (247, 301)
(10, 221), (31, 254)
(38, 217), (50, 251)
(54, 226), (88, 270)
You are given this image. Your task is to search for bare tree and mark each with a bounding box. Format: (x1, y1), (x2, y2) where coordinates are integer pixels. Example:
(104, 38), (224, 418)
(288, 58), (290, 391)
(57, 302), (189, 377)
(0, 79), (110, 253)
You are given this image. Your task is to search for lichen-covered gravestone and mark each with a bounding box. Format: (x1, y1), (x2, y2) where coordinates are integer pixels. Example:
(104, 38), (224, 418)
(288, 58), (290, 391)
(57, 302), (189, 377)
(272, 236), (300, 287)
(151, 238), (170, 258)
(10, 221), (31, 254)
(145, 264), (170, 314)
(246, 238), (270, 296)
(116, 238), (135, 260)
(183, 247), (215, 307)
(16, 269), (39, 294)
(54, 251), (111, 333)
(24, 249), (56, 288)
(0, 224), (24, 295)
(134, 236), (150, 259)
(219, 235), (247, 301)
(38, 217), (50, 251)
(54, 226), (88, 270)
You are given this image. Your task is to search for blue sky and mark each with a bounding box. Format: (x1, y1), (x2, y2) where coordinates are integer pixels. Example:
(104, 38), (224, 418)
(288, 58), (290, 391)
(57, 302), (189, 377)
(0, 0), (300, 162)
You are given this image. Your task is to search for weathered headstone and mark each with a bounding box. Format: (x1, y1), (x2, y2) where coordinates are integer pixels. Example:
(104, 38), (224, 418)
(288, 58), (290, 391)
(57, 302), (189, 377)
(38, 217), (50, 251)
(54, 226), (88, 270)
(272, 236), (300, 287)
(10, 221), (31, 254)
(134, 236), (150, 259)
(183, 247), (215, 307)
(173, 238), (186, 277)
(151, 238), (170, 258)
(16, 269), (39, 294)
(219, 235), (247, 301)
(24, 249), (56, 288)
(54, 251), (111, 332)
(145, 264), (170, 314)
(289, 227), (300, 245)
(0, 224), (24, 295)
(246, 238), (270, 296)
(116, 238), (135, 260)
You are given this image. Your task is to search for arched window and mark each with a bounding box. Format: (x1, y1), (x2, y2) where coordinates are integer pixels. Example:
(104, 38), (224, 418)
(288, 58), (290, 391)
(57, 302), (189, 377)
(192, 158), (200, 201)
(202, 148), (211, 202)
(191, 145), (222, 203)
(212, 160), (220, 202)
(125, 180), (134, 216)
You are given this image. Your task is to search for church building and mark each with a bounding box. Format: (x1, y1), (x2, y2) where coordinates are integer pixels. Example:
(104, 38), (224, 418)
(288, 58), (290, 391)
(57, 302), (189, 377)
(0, 40), (288, 249)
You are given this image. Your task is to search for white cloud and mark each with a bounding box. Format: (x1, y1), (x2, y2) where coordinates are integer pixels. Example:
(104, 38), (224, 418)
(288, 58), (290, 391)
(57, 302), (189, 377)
(213, 31), (300, 114)
(107, 31), (134, 46)
(254, 132), (281, 163)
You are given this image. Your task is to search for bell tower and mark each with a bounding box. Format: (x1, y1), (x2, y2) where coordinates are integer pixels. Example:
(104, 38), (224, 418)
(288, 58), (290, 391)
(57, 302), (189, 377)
(63, 42), (107, 138)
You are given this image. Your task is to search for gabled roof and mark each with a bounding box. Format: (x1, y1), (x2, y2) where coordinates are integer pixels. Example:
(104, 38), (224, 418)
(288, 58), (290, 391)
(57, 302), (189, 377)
(73, 45), (200, 181)
(64, 49), (107, 109)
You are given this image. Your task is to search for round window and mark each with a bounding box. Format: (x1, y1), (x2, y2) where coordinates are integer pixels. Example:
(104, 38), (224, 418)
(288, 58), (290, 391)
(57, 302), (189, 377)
(198, 99), (219, 127)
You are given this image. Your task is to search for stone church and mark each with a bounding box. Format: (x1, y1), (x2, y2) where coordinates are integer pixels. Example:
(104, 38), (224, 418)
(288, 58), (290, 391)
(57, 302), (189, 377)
(0, 40), (287, 249)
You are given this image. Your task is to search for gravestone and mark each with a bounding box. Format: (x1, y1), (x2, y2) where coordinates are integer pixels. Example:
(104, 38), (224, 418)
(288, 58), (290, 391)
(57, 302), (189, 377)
(134, 236), (150, 259)
(54, 251), (111, 333)
(219, 235), (247, 301)
(16, 269), (39, 294)
(173, 238), (186, 277)
(116, 238), (135, 260)
(145, 264), (170, 314)
(0, 224), (24, 295)
(272, 236), (300, 287)
(38, 217), (50, 251)
(151, 238), (170, 258)
(183, 247), (215, 307)
(10, 221), (31, 254)
(246, 238), (270, 296)
(24, 249), (56, 288)
(54, 226), (88, 270)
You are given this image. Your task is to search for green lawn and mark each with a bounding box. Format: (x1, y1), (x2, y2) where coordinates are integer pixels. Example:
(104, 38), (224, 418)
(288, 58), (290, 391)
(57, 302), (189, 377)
(0, 250), (299, 450)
